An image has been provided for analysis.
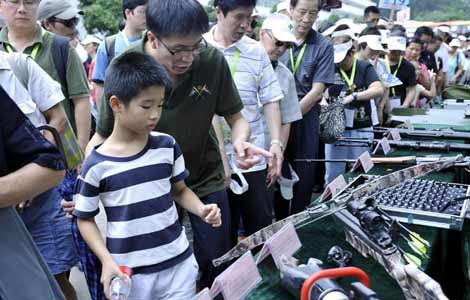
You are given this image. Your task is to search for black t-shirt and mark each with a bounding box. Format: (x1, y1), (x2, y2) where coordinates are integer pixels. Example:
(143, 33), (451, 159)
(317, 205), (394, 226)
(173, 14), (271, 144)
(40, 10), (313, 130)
(388, 58), (417, 104)
(420, 50), (438, 73)
(328, 60), (379, 129)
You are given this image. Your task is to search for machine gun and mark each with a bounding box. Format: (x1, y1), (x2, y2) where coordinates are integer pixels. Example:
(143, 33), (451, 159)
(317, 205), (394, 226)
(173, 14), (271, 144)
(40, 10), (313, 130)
(335, 138), (470, 152)
(363, 127), (470, 141)
(213, 157), (462, 299)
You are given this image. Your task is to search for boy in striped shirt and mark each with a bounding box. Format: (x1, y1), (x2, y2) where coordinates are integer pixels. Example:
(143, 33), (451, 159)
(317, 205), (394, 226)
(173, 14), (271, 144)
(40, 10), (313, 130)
(73, 52), (221, 300)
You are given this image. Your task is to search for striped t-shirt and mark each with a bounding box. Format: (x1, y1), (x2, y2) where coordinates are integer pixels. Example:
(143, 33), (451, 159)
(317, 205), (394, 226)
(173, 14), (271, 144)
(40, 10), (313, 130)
(73, 132), (191, 273)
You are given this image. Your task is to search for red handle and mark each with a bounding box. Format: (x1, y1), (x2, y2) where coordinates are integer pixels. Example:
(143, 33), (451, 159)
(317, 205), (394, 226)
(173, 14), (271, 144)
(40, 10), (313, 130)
(300, 267), (370, 300)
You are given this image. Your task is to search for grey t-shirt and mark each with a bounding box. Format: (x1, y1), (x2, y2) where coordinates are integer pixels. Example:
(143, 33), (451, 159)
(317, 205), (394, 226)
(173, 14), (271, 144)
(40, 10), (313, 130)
(0, 86), (64, 300)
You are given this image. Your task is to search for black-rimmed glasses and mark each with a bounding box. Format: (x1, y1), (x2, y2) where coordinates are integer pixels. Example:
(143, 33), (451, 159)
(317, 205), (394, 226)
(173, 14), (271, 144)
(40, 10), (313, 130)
(158, 37), (208, 57)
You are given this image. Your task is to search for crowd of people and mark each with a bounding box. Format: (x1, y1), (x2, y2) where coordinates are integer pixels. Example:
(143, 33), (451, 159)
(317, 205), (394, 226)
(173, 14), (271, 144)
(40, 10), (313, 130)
(1, 0), (470, 299)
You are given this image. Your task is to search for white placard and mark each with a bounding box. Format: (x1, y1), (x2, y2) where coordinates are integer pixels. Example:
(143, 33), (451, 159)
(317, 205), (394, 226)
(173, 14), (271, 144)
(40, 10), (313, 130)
(389, 128), (402, 141)
(405, 119), (414, 130)
(192, 288), (212, 300)
(352, 151), (375, 173)
(373, 137), (391, 155)
(320, 175), (347, 201)
(256, 223), (302, 268)
(210, 252), (262, 300)
(379, 0), (409, 10)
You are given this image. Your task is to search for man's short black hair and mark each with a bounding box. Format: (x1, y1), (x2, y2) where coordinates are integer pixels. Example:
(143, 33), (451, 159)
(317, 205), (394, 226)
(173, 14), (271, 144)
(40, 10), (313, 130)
(390, 24), (406, 36)
(290, 0), (320, 9)
(407, 37), (423, 47)
(415, 26), (434, 39)
(122, 0), (147, 20)
(364, 6), (380, 17)
(214, 0), (257, 15)
(146, 0), (209, 39)
(359, 27), (381, 37)
(104, 52), (171, 106)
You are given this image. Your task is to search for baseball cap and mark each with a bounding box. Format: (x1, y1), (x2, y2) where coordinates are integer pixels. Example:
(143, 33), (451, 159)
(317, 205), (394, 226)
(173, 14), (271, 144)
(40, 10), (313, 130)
(262, 14), (296, 43)
(437, 26), (451, 34)
(387, 36), (407, 52)
(358, 35), (386, 52)
(38, 0), (84, 21)
(334, 40), (353, 64)
(276, 1), (289, 13)
(458, 35), (466, 42)
(449, 38), (461, 48)
(81, 35), (101, 46)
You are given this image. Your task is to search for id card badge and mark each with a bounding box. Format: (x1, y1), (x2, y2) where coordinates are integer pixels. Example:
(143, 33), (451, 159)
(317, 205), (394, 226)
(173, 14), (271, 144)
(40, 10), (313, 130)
(390, 96), (401, 109)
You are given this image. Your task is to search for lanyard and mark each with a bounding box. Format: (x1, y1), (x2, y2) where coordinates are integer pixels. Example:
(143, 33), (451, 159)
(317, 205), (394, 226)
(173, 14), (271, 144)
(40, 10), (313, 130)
(289, 43), (307, 75)
(5, 29), (44, 60)
(386, 56), (402, 96)
(230, 48), (241, 76)
(339, 58), (357, 91)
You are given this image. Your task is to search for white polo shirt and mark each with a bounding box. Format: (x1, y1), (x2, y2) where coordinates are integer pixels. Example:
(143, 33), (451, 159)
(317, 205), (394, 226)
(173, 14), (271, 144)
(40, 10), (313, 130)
(0, 52), (64, 127)
(205, 27), (283, 172)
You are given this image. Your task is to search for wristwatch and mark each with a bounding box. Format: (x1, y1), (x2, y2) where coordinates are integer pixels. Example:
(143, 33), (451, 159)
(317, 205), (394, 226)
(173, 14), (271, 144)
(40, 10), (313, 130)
(270, 139), (284, 151)
(352, 92), (358, 102)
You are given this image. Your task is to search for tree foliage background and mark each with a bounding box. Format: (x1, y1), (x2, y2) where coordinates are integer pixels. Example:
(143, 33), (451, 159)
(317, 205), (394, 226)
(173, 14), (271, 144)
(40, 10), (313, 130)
(410, 0), (470, 22)
(80, 0), (122, 34)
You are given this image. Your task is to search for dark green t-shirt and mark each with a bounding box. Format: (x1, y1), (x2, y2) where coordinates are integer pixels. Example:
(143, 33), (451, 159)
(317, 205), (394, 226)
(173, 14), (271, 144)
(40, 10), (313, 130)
(97, 39), (243, 197)
(0, 25), (90, 132)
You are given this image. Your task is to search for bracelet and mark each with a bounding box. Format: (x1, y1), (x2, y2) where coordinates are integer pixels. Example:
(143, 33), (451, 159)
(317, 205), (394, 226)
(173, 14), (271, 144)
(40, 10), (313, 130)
(270, 139), (284, 151)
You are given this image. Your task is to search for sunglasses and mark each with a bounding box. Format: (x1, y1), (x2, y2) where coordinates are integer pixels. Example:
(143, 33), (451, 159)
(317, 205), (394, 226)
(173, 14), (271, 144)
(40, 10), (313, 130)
(49, 17), (79, 28)
(266, 30), (291, 48)
(250, 19), (258, 29)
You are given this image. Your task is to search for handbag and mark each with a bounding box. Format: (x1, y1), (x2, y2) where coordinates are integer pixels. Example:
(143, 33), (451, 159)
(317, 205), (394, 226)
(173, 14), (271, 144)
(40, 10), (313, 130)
(319, 96), (346, 144)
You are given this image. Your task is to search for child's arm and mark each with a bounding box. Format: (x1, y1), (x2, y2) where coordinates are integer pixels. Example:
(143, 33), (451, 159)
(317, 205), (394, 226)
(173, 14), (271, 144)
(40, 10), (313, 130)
(171, 181), (222, 227)
(77, 218), (125, 298)
(421, 72), (437, 100)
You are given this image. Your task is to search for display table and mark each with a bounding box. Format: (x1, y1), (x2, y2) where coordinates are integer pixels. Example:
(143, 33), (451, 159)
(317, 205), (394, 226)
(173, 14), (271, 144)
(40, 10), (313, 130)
(391, 108), (470, 132)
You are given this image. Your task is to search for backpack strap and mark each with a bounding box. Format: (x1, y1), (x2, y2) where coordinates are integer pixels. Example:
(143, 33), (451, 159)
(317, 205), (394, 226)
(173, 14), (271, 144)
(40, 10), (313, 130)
(51, 34), (70, 90)
(105, 34), (117, 63)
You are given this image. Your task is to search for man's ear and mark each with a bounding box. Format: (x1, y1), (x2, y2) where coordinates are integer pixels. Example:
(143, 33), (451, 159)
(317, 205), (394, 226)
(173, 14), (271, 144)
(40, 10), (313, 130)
(109, 95), (124, 113)
(147, 31), (158, 50)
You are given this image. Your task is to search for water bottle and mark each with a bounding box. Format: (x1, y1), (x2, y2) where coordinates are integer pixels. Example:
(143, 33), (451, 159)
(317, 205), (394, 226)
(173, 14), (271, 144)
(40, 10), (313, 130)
(110, 266), (133, 300)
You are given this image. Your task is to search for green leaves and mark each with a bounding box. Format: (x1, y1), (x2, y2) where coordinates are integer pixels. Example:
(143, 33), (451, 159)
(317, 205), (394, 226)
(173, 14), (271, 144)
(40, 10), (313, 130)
(80, 0), (122, 34)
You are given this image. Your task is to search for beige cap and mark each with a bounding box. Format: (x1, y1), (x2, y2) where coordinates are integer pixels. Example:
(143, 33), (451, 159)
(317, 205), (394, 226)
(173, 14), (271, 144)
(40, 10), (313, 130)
(334, 40), (353, 63)
(387, 36), (407, 52)
(262, 14), (296, 43)
(449, 38), (461, 48)
(358, 35), (386, 52)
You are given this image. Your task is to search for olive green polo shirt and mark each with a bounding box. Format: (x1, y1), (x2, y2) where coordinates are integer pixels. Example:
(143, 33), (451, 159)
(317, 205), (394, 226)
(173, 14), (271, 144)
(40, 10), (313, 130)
(97, 38), (244, 198)
(0, 25), (90, 132)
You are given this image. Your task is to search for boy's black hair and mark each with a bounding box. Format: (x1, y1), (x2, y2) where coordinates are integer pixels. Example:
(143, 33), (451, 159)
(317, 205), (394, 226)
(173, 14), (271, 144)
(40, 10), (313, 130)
(414, 26), (434, 39)
(122, 0), (148, 20)
(146, 0), (209, 39)
(214, 0), (257, 15)
(407, 37), (423, 47)
(104, 52), (171, 106)
(364, 6), (380, 17)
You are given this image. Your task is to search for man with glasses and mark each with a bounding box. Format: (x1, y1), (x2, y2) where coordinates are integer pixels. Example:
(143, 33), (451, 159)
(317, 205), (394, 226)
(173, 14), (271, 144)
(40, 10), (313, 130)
(205, 0), (283, 248)
(0, 1), (89, 299)
(85, 0), (271, 291)
(278, 0), (334, 218)
(259, 14), (302, 220)
(38, 0), (82, 41)
(92, 0), (147, 108)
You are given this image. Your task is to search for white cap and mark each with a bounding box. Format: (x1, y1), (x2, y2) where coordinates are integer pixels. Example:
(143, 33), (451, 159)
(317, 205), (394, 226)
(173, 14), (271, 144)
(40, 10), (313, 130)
(81, 35), (101, 45)
(467, 45), (470, 51)
(334, 40), (353, 64)
(380, 29), (390, 45)
(358, 35), (386, 52)
(262, 14), (296, 43)
(331, 28), (357, 40)
(437, 25), (451, 34)
(276, 1), (290, 13)
(449, 38), (461, 48)
(387, 36), (406, 52)
(458, 35), (467, 42)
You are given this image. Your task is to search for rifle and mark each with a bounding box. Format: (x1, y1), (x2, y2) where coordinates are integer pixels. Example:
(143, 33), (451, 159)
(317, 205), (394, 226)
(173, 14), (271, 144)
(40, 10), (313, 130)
(362, 127), (470, 141)
(336, 138), (470, 152)
(212, 157), (463, 299)
(295, 156), (470, 167)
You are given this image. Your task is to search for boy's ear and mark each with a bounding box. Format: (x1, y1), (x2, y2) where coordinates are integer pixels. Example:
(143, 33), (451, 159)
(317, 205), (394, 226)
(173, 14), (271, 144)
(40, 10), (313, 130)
(109, 95), (124, 113)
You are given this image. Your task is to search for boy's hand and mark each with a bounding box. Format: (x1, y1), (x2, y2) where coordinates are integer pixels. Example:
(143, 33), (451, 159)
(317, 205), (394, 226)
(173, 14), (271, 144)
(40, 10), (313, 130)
(200, 204), (222, 227)
(101, 260), (125, 299)
(61, 199), (75, 219)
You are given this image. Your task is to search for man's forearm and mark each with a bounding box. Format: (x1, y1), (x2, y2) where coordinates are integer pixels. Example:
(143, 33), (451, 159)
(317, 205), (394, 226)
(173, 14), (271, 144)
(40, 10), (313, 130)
(73, 96), (91, 152)
(402, 86), (417, 108)
(225, 112), (250, 144)
(94, 83), (104, 110)
(299, 83), (326, 115)
(280, 124), (291, 152)
(356, 84), (383, 101)
(0, 164), (64, 208)
(263, 101), (281, 142)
